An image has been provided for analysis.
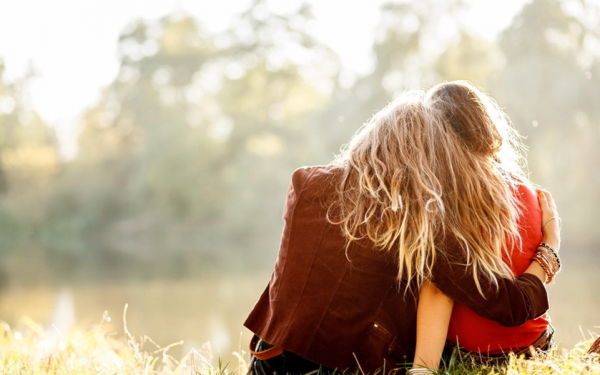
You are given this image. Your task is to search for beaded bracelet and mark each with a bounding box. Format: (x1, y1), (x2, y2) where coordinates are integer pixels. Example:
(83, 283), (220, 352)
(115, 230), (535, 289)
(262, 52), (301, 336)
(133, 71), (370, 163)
(532, 243), (561, 284)
(532, 253), (550, 284)
(533, 251), (556, 284)
(538, 243), (561, 268)
(538, 251), (558, 284)
(537, 244), (562, 275)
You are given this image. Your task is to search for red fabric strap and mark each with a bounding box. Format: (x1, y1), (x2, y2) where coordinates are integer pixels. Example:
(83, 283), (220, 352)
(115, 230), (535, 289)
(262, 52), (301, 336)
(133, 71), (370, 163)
(588, 336), (600, 355)
(250, 335), (284, 360)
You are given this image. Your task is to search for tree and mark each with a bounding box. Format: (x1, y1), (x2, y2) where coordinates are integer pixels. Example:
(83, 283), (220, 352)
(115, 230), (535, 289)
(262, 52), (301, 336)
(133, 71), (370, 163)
(435, 31), (499, 87)
(491, 0), (600, 247)
(0, 59), (60, 226)
(53, 1), (342, 273)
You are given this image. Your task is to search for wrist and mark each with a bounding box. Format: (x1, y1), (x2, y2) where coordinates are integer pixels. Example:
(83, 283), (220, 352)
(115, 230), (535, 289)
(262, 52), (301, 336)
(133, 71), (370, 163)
(525, 261), (547, 284)
(532, 243), (562, 284)
(542, 236), (560, 251)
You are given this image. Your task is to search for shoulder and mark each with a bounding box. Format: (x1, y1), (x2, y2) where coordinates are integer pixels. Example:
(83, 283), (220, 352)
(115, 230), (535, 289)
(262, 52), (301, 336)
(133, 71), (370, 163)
(291, 164), (342, 196)
(292, 164), (341, 181)
(512, 180), (541, 213)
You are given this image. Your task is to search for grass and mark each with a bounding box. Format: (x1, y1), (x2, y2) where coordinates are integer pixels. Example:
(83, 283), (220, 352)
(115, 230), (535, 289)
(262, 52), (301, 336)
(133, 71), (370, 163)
(436, 339), (600, 375)
(0, 308), (597, 375)
(0, 305), (248, 375)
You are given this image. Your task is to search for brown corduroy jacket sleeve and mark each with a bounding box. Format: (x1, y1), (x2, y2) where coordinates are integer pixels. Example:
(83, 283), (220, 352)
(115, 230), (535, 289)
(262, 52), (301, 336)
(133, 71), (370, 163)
(431, 249), (549, 327)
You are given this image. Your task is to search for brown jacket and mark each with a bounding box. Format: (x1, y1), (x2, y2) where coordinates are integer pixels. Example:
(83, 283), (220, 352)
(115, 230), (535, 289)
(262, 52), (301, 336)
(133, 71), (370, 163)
(244, 165), (549, 373)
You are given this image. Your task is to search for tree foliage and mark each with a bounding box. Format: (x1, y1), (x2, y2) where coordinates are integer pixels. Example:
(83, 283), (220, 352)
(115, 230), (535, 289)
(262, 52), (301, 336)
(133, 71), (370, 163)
(490, 0), (600, 247)
(1, 0), (599, 280)
(0, 60), (60, 230)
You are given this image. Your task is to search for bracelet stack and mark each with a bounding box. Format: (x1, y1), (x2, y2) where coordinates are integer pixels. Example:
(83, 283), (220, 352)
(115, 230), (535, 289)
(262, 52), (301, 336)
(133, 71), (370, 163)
(532, 242), (561, 284)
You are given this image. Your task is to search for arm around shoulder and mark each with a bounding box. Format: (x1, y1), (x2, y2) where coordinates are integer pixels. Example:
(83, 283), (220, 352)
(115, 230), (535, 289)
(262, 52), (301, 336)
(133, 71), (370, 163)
(431, 250), (549, 327)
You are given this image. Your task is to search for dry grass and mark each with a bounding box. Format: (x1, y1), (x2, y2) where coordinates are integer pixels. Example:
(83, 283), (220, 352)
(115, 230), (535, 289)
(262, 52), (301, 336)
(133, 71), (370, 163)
(0, 305), (247, 375)
(437, 337), (600, 375)
(0, 307), (597, 375)
(502, 340), (600, 375)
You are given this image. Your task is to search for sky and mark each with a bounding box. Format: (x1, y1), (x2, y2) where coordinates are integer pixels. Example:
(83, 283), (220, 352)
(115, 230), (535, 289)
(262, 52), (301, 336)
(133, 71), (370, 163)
(0, 0), (527, 133)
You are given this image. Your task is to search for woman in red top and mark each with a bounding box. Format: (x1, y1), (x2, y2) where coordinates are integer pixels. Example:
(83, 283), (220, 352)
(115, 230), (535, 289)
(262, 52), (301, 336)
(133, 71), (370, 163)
(446, 183), (550, 354)
(410, 81), (561, 373)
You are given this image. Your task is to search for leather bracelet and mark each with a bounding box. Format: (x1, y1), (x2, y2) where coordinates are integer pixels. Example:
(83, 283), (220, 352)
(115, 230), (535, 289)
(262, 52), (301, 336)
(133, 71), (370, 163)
(532, 244), (561, 284)
(533, 252), (555, 284)
(539, 243), (561, 268)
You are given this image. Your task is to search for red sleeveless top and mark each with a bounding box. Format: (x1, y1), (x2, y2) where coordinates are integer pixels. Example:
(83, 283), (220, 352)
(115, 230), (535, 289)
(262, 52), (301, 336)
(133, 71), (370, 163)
(446, 183), (550, 354)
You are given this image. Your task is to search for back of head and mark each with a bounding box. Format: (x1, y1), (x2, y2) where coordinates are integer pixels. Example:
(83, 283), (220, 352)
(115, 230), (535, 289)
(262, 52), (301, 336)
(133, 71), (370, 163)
(423, 80), (529, 291)
(425, 80), (525, 173)
(331, 91), (454, 289)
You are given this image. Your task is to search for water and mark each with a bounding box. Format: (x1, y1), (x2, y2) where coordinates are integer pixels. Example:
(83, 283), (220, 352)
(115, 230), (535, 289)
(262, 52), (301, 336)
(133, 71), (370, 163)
(0, 272), (272, 367)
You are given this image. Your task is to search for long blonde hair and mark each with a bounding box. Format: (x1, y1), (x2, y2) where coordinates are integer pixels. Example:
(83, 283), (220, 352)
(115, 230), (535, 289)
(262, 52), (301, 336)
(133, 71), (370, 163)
(330, 81), (528, 295)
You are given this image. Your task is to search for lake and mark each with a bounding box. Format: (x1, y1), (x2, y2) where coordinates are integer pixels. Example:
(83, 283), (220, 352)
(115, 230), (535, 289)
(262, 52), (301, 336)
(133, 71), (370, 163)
(0, 271), (272, 368)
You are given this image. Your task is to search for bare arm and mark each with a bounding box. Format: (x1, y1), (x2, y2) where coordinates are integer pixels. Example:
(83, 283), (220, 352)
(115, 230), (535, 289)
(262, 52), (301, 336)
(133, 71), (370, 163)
(412, 280), (454, 371)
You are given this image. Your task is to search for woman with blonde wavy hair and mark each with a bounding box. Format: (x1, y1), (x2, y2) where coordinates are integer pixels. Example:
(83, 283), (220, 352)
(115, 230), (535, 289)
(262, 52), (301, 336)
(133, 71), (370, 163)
(244, 82), (561, 375)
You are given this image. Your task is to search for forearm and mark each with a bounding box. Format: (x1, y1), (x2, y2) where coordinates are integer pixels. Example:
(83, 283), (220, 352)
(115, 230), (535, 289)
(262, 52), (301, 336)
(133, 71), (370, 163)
(413, 280), (454, 370)
(432, 253), (549, 327)
(524, 261), (547, 284)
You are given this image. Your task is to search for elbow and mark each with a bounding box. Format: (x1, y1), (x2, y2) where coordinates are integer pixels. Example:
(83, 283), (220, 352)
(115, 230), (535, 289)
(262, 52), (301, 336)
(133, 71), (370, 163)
(481, 295), (533, 327)
(495, 275), (548, 327)
(492, 296), (535, 327)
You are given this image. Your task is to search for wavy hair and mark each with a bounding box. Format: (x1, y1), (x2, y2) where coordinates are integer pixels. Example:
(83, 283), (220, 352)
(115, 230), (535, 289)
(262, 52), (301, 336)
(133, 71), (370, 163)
(330, 81), (529, 295)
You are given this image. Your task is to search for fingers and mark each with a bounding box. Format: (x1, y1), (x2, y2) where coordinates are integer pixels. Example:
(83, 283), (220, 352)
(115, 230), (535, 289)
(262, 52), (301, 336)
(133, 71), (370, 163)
(543, 190), (556, 211)
(537, 188), (561, 249)
(537, 189), (548, 209)
(537, 189), (557, 215)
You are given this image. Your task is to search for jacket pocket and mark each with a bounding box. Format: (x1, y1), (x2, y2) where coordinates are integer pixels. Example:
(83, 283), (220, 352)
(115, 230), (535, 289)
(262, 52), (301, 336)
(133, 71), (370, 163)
(355, 322), (399, 373)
